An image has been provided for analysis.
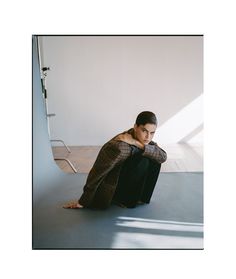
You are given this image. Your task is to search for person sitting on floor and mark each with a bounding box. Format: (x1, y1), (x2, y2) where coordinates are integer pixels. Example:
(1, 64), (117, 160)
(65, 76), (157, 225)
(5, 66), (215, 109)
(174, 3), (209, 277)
(64, 111), (167, 209)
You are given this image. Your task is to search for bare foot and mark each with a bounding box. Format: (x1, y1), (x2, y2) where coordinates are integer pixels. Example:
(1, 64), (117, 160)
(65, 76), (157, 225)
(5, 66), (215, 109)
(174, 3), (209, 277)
(63, 201), (84, 209)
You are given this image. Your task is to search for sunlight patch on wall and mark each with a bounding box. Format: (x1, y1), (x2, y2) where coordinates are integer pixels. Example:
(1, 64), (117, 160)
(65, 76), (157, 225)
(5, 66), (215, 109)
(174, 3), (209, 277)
(154, 94), (203, 144)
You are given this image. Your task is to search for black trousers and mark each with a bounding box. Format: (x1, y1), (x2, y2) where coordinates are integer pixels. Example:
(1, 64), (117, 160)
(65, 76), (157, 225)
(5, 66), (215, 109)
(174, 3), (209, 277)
(112, 150), (161, 208)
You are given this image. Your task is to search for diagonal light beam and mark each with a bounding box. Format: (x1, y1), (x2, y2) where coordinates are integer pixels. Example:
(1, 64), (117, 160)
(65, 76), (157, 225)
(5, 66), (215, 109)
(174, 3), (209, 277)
(154, 94), (203, 144)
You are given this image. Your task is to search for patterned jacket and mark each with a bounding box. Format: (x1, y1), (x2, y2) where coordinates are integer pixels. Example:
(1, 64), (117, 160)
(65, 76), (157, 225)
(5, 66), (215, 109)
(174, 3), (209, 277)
(79, 128), (167, 209)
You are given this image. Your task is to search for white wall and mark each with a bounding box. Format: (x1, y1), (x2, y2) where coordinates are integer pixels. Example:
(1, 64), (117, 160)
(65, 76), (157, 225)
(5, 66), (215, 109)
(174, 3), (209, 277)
(40, 36), (203, 145)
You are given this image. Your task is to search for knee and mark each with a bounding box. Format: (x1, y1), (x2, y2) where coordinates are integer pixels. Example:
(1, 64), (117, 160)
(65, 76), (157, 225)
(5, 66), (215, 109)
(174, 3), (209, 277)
(148, 159), (161, 173)
(136, 156), (150, 170)
(122, 154), (150, 173)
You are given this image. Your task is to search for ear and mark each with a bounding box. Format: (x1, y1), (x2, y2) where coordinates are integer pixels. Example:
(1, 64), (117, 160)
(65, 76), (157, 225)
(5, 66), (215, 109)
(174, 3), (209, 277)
(134, 124), (137, 131)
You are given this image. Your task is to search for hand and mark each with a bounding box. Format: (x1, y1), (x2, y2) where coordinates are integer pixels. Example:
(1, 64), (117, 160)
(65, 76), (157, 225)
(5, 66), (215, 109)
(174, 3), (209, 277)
(134, 140), (145, 149)
(63, 201), (84, 209)
(116, 133), (135, 145)
(116, 133), (144, 149)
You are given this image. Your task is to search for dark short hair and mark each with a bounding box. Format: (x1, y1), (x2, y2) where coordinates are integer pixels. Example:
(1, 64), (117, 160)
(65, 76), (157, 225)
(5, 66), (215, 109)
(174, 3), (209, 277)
(135, 111), (157, 126)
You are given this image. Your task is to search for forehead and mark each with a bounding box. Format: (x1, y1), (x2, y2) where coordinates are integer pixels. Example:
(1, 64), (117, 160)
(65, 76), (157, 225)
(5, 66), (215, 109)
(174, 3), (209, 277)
(138, 124), (157, 132)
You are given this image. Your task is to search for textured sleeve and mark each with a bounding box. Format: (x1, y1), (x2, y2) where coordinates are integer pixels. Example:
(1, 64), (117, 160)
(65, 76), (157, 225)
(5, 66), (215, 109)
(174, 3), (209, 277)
(79, 141), (131, 206)
(142, 142), (167, 164)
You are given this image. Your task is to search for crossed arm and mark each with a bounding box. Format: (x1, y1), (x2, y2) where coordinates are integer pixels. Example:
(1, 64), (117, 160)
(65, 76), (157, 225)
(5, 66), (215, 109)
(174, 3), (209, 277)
(116, 132), (167, 163)
(115, 133), (145, 149)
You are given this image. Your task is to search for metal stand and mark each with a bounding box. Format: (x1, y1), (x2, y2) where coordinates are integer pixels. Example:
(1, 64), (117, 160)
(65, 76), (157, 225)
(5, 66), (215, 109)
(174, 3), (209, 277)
(54, 158), (77, 173)
(37, 38), (77, 173)
(50, 139), (71, 153)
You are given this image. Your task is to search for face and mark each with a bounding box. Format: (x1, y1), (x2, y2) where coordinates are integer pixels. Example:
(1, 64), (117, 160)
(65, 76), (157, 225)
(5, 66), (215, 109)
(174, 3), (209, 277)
(134, 123), (157, 145)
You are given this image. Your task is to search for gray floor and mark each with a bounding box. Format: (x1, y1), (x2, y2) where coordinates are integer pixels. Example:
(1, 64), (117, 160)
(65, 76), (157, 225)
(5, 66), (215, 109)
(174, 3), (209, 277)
(33, 36), (203, 250)
(33, 172), (203, 249)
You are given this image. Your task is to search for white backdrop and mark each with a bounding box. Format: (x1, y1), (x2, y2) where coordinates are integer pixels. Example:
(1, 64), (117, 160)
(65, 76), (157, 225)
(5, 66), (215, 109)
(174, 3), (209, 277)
(39, 36), (203, 145)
